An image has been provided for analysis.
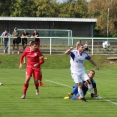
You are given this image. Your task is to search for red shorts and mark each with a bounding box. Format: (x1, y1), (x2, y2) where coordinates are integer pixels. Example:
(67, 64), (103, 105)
(26, 67), (41, 79)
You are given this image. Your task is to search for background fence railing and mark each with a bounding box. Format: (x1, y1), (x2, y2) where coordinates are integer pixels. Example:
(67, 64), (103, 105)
(0, 36), (117, 55)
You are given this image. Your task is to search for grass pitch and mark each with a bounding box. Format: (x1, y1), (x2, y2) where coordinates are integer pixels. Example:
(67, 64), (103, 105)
(0, 54), (117, 117)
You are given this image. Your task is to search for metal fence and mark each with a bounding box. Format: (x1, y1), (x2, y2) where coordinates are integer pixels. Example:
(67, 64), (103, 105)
(0, 36), (117, 55)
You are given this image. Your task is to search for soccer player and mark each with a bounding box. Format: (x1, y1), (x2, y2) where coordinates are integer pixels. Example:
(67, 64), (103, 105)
(64, 43), (99, 102)
(64, 70), (98, 100)
(19, 41), (44, 99)
(28, 40), (46, 87)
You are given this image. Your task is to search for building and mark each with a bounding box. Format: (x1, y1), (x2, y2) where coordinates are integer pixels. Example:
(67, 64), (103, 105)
(0, 17), (97, 37)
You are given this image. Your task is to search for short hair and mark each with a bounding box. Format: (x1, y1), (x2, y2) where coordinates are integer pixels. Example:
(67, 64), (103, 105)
(76, 40), (82, 49)
(89, 70), (95, 75)
(77, 43), (84, 49)
(30, 41), (37, 46)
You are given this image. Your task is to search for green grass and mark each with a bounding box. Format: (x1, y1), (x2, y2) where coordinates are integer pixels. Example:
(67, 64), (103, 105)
(0, 54), (117, 117)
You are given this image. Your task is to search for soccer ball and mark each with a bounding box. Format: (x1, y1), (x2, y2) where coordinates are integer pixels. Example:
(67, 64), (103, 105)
(102, 41), (110, 48)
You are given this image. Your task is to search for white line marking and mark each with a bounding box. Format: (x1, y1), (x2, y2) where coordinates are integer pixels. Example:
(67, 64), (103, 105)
(45, 79), (117, 106)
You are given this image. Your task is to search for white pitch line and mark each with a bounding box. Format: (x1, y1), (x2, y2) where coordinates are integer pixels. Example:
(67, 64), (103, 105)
(45, 79), (117, 106)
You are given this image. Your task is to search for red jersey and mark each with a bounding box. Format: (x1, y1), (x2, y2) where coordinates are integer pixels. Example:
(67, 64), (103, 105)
(20, 47), (44, 68)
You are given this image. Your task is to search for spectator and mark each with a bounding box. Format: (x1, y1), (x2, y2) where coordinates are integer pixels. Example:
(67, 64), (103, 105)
(32, 29), (40, 47)
(12, 27), (21, 54)
(1, 30), (11, 53)
(22, 29), (30, 63)
(84, 41), (90, 52)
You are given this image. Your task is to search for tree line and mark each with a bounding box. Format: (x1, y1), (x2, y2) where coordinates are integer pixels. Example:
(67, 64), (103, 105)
(0, 0), (117, 37)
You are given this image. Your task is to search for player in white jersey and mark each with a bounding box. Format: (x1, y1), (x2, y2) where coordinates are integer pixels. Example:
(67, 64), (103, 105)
(65, 43), (99, 102)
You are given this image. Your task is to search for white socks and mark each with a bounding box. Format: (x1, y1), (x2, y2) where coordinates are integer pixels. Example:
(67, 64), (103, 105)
(88, 84), (93, 94)
(78, 87), (84, 98)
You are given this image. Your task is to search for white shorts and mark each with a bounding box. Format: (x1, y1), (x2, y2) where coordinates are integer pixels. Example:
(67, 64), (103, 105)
(71, 72), (89, 83)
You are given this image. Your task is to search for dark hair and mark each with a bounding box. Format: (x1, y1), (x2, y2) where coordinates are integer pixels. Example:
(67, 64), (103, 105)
(30, 41), (37, 46)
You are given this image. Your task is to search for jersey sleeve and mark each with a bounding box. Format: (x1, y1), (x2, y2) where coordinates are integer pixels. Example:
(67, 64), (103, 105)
(38, 49), (44, 65)
(70, 51), (75, 60)
(85, 53), (91, 60)
(20, 50), (27, 63)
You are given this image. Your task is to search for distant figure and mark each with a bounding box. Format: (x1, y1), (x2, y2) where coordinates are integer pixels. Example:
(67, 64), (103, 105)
(32, 29), (40, 47)
(22, 29), (30, 51)
(84, 41), (90, 52)
(22, 29), (30, 63)
(12, 27), (21, 54)
(1, 30), (11, 53)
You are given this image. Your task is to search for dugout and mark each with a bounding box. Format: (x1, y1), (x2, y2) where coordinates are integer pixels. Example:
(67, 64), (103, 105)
(0, 17), (97, 37)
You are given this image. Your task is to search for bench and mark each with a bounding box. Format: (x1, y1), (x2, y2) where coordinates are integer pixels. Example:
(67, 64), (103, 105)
(107, 57), (117, 63)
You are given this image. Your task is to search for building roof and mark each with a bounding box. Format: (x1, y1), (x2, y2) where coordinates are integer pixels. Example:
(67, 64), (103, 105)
(0, 17), (97, 22)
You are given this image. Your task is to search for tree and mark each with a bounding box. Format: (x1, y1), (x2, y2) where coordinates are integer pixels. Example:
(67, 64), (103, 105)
(88, 0), (117, 36)
(34, 0), (59, 17)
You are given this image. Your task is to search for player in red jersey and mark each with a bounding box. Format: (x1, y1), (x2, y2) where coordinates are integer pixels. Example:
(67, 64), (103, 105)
(28, 40), (46, 87)
(19, 41), (44, 99)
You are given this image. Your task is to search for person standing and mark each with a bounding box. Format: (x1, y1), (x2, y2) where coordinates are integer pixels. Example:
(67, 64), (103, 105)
(32, 29), (40, 47)
(22, 29), (30, 63)
(84, 41), (90, 52)
(12, 27), (21, 54)
(19, 41), (44, 99)
(1, 30), (11, 53)
(64, 43), (99, 102)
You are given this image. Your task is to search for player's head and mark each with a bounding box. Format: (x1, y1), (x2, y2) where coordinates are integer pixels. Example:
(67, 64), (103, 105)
(28, 40), (32, 46)
(88, 70), (95, 79)
(30, 41), (38, 51)
(4, 30), (8, 34)
(24, 29), (27, 33)
(77, 43), (84, 52)
(14, 27), (17, 32)
(34, 29), (37, 33)
(76, 40), (82, 49)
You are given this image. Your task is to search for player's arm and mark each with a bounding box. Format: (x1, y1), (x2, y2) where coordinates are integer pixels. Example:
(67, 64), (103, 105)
(39, 55), (44, 65)
(19, 51), (26, 70)
(89, 59), (99, 70)
(34, 50), (44, 68)
(64, 47), (74, 55)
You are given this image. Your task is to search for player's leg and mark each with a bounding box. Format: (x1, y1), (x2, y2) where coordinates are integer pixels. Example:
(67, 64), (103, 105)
(72, 73), (86, 102)
(38, 69), (45, 87)
(81, 73), (93, 96)
(67, 84), (78, 98)
(33, 68), (40, 95)
(21, 68), (32, 99)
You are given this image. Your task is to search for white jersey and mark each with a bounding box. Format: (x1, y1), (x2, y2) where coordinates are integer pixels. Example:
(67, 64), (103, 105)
(70, 50), (91, 74)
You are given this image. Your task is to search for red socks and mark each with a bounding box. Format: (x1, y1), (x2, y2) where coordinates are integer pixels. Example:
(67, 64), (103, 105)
(23, 83), (29, 95)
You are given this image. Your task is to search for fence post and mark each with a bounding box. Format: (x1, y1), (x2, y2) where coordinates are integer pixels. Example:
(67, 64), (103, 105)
(92, 38), (93, 55)
(50, 38), (52, 55)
